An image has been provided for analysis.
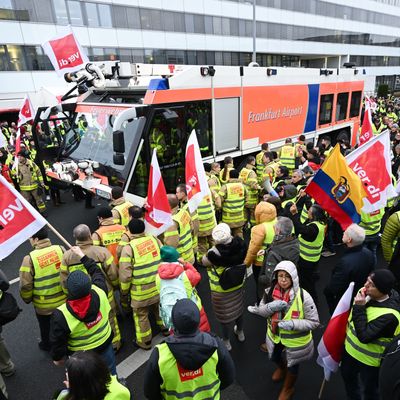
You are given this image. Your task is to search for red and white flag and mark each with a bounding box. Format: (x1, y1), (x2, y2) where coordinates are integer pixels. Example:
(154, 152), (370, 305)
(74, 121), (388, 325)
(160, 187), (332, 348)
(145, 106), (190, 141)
(0, 175), (47, 260)
(42, 28), (88, 77)
(185, 130), (210, 213)
(15, 95), (35, 155)
(317, 282), (354, 381)
(358, 102), (373, 146)
(347, 130), (396, 213)
(144, 149), (173, 236)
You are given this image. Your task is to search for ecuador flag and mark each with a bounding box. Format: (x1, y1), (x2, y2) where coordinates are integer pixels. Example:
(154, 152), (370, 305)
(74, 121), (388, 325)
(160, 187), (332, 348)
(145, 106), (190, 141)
(306, 145), (367, 229)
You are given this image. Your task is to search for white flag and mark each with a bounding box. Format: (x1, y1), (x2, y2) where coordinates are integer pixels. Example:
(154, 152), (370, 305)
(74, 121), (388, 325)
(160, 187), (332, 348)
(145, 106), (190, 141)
(42, 27), (88, 77)
(185, 130), (210, 213)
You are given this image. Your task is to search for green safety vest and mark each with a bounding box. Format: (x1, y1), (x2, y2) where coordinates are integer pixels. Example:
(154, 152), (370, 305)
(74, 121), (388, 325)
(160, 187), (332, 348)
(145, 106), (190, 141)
(182, 203), (198, 252)
(360, 209), (384, 236)
(66, 261), (114, 304)
(113, 200), (133, 227)
(197, 195), (217, 234)
(157, 342), (220, 400)
(255, 220), (277, 264)
(128, 235), (161, 301)
(29, 245), (66, 310)
(219, 167), (233, 185)
(267, 290), (312, 348)
(345, 305), (400, 367)
(220, 182), (245, 225)
(239, 167), (258, 207)
(256, 151), (266, 180)
(18, 160), (43, 191)
(167, 209), (195, 263)
(280, 145), (296, 170)
(207, 265), (244, 293)
(58, 285), (111, 352)
(299, 221), (325, 262)
(56, 375), (130, 400)
(387, 175), (398, 209)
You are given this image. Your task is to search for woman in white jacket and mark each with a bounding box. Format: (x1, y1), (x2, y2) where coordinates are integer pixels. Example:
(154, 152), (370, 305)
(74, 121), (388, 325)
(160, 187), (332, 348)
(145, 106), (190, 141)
(248, 260), (319, 400)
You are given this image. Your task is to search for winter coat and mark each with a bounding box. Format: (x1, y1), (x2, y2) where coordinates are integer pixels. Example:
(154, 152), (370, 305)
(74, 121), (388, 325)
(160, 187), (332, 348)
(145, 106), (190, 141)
(351, 290), (400, 344)
(50, 256), (111, 361)
(263, 261), (319, 367)
(244, 202), (277, 267)
(324, 245), (375, 314)
(203, 236), (247, 323)
(157, 261), (210, 332)
(144, 302), (235, 400)
(382, 211), (400, 262)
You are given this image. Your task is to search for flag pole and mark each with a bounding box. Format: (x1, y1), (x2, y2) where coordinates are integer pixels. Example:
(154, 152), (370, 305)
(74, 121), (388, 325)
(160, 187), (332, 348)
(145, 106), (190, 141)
(318, 378), (326, 399)
(46, 222), (72, 249)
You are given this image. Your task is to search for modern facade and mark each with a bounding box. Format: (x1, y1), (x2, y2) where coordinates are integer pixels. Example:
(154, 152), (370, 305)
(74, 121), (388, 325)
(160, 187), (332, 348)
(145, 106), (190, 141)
(0, 0), (400, 111)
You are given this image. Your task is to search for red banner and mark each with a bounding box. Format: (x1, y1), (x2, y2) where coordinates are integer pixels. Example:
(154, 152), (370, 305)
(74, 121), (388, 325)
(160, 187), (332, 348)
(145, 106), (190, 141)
(0, 176), (47, 260)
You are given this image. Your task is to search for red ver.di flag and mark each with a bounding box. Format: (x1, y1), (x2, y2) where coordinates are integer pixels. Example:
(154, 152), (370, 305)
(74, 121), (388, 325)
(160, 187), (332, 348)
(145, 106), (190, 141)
(346, 130), (396, 213)
(42, 29), (88, 77)
(185, 130), (210, 213)
(15, 95), (35, 155)
(0, 175), (47, 260)
(358, 102), (373, 146)
(317, 282), (354, 381)
(144, 149), (173, 237)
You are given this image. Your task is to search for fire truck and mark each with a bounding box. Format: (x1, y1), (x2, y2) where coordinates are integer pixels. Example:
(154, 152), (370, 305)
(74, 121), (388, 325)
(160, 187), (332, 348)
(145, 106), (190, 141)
(31, 62), (364, 204)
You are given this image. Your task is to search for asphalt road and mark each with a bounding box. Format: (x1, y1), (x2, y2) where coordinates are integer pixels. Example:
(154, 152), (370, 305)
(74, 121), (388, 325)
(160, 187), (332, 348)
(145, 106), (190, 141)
(0, 191), (378, 400)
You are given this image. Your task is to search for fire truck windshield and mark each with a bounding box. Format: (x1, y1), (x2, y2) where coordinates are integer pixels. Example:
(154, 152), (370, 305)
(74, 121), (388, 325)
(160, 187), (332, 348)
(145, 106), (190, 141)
(62, 108), (139, 170)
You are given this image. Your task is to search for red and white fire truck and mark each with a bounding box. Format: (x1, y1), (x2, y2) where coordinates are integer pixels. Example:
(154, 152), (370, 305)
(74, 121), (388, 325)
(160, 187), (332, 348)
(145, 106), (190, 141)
(31, 62), (364, 204)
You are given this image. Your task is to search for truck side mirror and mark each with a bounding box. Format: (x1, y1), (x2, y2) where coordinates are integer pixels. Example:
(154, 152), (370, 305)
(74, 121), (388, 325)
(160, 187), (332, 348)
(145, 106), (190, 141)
(113, 130), (125, 153)
(113, 153), (125, 166)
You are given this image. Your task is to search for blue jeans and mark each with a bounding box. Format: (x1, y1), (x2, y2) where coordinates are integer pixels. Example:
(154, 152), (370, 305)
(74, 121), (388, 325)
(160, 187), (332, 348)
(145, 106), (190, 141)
(100, 342), (117, 376)
(341, 349), (379, 400)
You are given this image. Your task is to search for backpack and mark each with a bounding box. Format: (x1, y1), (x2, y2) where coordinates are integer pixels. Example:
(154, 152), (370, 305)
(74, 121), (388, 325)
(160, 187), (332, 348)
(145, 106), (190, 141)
(0, 291), (21, 326)
(158, 273), (190, 330)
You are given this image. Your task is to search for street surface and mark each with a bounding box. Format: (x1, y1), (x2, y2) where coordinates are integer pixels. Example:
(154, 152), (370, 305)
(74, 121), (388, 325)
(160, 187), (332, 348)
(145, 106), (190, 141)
(0, 192), (363, 400)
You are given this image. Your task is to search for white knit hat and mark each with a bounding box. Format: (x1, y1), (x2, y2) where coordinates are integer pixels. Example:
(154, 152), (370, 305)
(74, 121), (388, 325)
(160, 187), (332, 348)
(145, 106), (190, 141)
(212, 223), (232, 244)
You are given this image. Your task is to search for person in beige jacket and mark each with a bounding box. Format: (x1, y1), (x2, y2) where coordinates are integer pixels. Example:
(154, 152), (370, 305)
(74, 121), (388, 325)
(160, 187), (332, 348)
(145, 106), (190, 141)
(244, 202), (277, 301)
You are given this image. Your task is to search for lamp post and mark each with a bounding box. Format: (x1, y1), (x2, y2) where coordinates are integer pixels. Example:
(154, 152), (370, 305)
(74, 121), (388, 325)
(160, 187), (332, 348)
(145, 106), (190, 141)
(252, 0), (256, 63)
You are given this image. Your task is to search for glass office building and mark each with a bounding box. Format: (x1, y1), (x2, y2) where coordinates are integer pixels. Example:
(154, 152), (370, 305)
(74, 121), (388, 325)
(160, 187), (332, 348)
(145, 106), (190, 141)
(0, 0), (399, 108)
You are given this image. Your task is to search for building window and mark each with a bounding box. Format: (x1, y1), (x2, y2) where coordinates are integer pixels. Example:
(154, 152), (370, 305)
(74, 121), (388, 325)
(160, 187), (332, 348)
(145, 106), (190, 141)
(349, 91), (362, 118)
(67, 0), (83, 26)
(53, 0), (68, 24)
(98, 4), (112, 27)
(336, 92), (349, 121)
(126, 7), (140, 29)
(6, 45), (27, 71)
(319, 94), (334, 125)
(85, 2), (99, 27)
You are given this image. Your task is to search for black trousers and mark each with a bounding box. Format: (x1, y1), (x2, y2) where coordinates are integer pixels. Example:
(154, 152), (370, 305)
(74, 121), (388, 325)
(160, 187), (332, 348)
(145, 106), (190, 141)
(341, 349), (379, 400)
(35, 313), (51, 346)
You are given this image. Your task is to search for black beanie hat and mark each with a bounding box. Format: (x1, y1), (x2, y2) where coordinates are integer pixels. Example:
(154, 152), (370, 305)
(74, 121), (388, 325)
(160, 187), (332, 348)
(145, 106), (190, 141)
(67, 271), (91, 300)
(371, 269), (396, 295)
(171, 299), (200, 335)
(128, 219), (145, 234)
(97, 207), (112, 219)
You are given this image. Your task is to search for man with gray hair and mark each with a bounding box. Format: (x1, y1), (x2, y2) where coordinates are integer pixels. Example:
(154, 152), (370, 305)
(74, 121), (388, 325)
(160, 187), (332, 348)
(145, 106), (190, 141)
(324, 223), (375, 314)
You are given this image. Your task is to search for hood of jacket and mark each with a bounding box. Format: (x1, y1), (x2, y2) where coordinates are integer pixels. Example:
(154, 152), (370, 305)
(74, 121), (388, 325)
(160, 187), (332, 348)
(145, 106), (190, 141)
(207, 236), (247, 267)
(158, 262), (184, 279)
(272, 260), (299, 294)
(66, 288), (101, 322)
(255, 201), (277, 224)
(165, 332), (219, 370)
